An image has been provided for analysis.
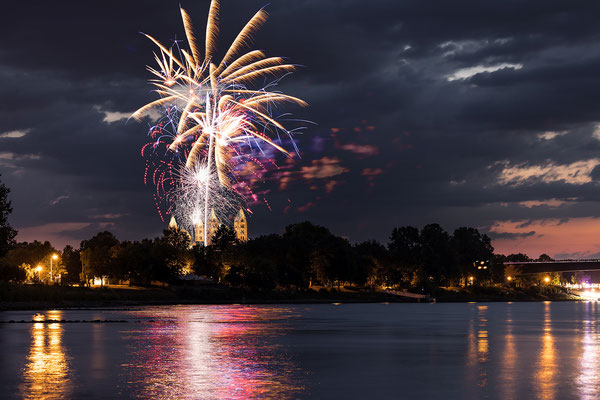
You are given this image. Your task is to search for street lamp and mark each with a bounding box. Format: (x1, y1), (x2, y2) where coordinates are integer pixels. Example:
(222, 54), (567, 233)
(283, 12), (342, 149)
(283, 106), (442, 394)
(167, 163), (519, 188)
(36, 265), (42, 283)
(50, 254), (58, 283)
(544, 276), (550, 284)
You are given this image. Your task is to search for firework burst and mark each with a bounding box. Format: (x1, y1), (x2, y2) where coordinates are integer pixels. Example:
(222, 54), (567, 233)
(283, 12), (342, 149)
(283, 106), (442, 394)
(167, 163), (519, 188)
(134, 0), (307, 245)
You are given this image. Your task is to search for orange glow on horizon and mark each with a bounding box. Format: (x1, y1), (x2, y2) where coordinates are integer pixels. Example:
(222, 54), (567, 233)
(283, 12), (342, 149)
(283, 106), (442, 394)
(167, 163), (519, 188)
(491, 217), (600, 258)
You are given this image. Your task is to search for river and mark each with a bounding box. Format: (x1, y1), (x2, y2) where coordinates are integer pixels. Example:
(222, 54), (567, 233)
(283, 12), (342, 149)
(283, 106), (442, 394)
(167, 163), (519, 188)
(1, 302), (599, 399)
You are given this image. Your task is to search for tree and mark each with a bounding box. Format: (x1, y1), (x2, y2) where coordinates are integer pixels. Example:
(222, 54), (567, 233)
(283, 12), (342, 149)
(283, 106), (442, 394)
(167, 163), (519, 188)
(419, 224), (458, 287)
(211, 225), (238, 251)
(283, 221), (335, 287)
(1, 241), (58, 282)
(155, 228), (194, 279)
(452, 227), (494, 283)
(62, 245), (82, 284)
(388, 226), (421, 286)
(237, 234), (290, 287)
(192, 243), (220, 280)
(506, 253), (531, 262)
(0, 175), (17, 258)
(0, 262), (25, 282)
(108, 240), (151, 284)
(354, 240), (389, 286)
(80, 231), (119, 286)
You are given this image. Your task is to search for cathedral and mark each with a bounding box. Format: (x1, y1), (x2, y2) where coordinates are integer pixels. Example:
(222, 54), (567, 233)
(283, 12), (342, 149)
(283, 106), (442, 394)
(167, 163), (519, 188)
(168, 208), (247, 245)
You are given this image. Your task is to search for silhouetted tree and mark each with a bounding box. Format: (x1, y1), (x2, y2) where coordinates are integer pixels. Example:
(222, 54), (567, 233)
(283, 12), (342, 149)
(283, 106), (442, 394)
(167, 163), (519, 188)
(62, 245), (82, 284)
(312, 236), (356, 287)
(0, 175), (17, 258)
(155, 228), (194, 279)
(211, 225), (238, 251)
(452, 227), (494, 282)
(354, 240), (389, 286)
(388, 226), (421, 286)
(192, 244), (220, 280)
(506, 253), (531, 262)
(109, 239), (153, 284)
(420, 224), (458, 287)
(234, 234), (288, 288)
(80, 231), (119, 285)
(283, 221), (334, 287)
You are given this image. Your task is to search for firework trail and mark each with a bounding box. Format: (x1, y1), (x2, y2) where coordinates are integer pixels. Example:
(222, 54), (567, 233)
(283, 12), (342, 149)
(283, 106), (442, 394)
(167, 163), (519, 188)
(134, 0), (307, 245)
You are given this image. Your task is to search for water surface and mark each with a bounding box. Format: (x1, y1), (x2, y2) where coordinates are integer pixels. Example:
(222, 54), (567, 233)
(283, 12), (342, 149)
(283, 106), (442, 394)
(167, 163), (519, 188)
(2, 302), (599, 399)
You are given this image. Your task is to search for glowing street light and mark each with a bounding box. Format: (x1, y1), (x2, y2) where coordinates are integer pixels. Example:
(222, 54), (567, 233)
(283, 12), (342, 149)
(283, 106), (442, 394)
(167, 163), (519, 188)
(507, 276), (512, 281)
(544, 276), (551, 284)
(36, 265), (42, 282)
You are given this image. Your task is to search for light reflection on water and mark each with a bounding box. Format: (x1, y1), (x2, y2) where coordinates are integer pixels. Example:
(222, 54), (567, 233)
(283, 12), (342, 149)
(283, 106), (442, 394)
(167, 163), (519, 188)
(577, 302), (600, 400)
(500, 304), (516, 400)
(122, 306), (304, 399)
(20, 310), (70, 399)
(4, 302), (600, 399)
(536, 302), (557, 400)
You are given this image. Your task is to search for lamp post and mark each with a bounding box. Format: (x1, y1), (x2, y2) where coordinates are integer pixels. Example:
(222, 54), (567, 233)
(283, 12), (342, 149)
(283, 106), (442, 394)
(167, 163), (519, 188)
(50, 254), (58, 284)
(36, 265), (43, 283)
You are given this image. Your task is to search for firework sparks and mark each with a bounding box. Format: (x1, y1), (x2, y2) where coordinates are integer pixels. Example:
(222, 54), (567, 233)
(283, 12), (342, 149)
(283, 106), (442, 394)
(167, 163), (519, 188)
(134, 0), (306, 245)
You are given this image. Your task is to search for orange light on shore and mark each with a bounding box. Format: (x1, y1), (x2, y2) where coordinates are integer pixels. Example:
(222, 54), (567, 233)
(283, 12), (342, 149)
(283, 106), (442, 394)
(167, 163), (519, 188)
(507, 276), (512, 281)
(544, 276), (550, 283)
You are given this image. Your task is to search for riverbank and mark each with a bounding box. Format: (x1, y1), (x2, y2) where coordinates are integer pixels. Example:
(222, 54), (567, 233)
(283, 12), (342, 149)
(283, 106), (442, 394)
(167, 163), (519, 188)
(0, 283), (416, 310)
(434, 285), (580, 302)
(0, 282), (581, 310)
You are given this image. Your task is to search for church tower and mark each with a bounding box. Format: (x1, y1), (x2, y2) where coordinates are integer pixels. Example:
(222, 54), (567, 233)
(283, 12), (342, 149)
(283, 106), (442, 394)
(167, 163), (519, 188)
(167, 215), (192, 244)
(207, 209), (220, 245)
(234, 208), (248, 242)
(194, 219), (204, 244)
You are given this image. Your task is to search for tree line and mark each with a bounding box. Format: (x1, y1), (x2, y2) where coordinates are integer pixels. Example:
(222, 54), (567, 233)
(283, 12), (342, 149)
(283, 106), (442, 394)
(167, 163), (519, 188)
(0, 219), (534, 291)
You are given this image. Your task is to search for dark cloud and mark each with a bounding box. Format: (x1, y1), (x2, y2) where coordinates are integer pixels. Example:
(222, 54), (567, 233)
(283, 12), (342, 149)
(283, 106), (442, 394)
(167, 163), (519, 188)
(487, 230), (537, 240)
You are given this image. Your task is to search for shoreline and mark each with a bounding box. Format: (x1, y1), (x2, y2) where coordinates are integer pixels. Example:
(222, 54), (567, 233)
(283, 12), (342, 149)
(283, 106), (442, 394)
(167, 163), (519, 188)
(0, 283), (582, 311)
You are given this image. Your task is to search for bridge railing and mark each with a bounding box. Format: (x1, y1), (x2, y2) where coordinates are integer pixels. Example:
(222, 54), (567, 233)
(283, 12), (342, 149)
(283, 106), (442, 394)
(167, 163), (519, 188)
(504, 259), (600, 264)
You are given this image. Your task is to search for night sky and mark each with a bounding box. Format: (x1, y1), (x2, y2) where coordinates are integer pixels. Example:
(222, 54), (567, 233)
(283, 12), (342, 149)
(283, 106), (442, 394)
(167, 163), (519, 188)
(3, 0), (600, 258)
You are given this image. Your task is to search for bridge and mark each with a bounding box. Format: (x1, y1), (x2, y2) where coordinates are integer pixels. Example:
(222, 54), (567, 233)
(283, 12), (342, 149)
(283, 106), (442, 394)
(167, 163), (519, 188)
(504, 259), (600, 274)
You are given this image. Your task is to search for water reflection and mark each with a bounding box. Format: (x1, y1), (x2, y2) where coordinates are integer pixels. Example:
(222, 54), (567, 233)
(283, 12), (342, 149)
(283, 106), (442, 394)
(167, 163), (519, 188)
(536, 302), (556, 400)
(123, 306), (304, 399)
(477, 306), (489, 388)
(501, 305), (517, 400)
(11, 303), (600, 399)
(20, 310), (70, 399)
(577, 302), (600, 399)
(466, 305), (489, 392)
(477, 306), (489, 364)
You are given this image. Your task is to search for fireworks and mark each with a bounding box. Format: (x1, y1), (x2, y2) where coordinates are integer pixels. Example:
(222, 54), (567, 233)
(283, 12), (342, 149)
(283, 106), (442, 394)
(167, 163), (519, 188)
(134, 0), (306, 245)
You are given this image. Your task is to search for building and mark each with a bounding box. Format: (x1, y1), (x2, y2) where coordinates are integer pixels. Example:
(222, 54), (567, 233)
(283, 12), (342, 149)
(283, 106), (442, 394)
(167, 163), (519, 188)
(194, 219), (204, 244)
(167, 208), (248, 245)
(234, 208), (248, 242)
(207, 209), (220, 244)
